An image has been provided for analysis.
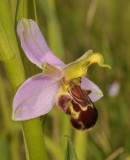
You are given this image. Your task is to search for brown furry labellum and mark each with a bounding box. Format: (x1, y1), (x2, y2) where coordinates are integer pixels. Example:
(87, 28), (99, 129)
(57, 86), (98, 131)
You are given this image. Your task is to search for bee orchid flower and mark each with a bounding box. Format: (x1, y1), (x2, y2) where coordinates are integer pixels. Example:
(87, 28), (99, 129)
(13, 18), (110, 130)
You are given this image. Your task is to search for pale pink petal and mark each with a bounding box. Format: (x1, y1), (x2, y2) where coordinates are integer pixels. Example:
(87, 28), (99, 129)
(17, 18), (65, 68)
(81, 77), (103, 102)
(13, 74), (60, 120)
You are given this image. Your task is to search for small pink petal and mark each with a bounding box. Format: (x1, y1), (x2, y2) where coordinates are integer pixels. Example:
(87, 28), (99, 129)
(81, 77), (103, 102)
(13, 74), (60, 120)
(17, 18), (65, 68)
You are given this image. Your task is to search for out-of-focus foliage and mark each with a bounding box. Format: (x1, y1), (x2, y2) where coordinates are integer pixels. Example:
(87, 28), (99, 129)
(65, 136), (78, 160)
(0, 0), (130, 159)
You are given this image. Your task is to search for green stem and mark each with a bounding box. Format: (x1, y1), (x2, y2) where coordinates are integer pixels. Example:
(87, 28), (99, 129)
(3, 50), (48, 160)
(22, 119), (48, 160)
(3, 38), (48, 160)
(74, 132), (87, 160)
(0, 0), (48, 159)
(3, 55), (25, 92)
(3, 54), (48, 160)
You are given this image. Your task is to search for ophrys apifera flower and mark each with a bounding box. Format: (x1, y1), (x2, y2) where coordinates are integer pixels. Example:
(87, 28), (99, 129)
(13, 19), (110, 130)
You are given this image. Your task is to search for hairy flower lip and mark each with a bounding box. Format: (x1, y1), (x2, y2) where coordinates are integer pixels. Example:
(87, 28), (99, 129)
(57, 85), (98, 131)
(13, 18), (110, 131)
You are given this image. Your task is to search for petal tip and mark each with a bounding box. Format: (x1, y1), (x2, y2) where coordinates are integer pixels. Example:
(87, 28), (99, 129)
(17, 18), (65, 68)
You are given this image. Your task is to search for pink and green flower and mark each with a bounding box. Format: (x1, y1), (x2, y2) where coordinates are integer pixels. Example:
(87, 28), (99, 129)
(13, 18), (110, 130)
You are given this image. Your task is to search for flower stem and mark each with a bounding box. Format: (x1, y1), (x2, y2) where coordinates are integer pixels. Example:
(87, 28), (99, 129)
(3, 53), (48, 160)
(22, 119), (48, 160)
(74, 132), (87, 160)
(0, 0), (48, 159)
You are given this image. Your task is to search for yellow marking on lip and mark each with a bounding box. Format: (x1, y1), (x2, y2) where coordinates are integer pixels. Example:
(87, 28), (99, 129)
(71, 98), (88, 111)
(68, 103), (80, 119)
(78, 102), (94, 110)
(78, 121), (85, 129)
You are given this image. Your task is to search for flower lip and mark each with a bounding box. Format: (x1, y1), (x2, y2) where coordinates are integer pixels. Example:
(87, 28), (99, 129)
(69, 86), (98, 130)
(70, 105), (98, 131)
(57, 84), (98, 130)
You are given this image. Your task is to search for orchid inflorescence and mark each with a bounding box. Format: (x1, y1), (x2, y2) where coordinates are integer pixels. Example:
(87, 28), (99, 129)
(13, 18), (110, 130)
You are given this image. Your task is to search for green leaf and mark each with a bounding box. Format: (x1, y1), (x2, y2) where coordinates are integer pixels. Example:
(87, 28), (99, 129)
(16, 0), (41, 78)
(65, 136), (78, 160)
(0, 0), (20, 61)
(0, 0), (25, 91)
(16, 0), (37, 21)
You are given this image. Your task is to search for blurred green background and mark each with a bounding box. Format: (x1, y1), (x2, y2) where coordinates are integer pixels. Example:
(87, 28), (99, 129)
(0, 0), (130, 160)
